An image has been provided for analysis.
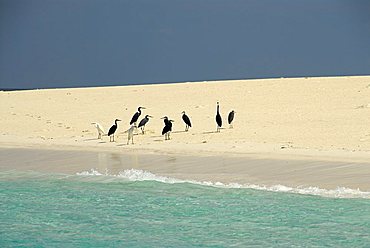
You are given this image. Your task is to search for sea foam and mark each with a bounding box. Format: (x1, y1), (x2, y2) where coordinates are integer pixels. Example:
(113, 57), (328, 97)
(76, 168), (370, 199)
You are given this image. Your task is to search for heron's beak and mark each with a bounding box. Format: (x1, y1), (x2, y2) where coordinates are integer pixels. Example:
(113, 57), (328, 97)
(160, 117), (165, 119)
(141, 107), (146, 109)
(91, 122), (96, 124)
(117, 119), (121, 121)
(170, 120), (174, 122)
(148, 115), (153, 118)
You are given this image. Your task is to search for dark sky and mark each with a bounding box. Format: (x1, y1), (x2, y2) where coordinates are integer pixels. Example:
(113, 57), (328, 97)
(1, 0), (370, 89)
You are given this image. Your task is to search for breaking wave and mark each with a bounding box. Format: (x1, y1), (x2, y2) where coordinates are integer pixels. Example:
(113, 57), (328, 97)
(76, 168), (370, 199)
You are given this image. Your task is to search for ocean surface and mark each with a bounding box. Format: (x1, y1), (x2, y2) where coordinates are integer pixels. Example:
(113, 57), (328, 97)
(1, 169), (370, 247)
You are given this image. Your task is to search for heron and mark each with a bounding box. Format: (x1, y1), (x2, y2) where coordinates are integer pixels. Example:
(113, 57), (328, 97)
(130, 107), (146, 126)
(138, 115), (153, 134)
(124, 124), (137, 145)
(161, 116), (174, 140)
(181, 111), (192, 132)
(91, 122), (104, 139)
(228, 110), (235, 128)
(216, 101), (222, 132)
(108, 119), (121, 142)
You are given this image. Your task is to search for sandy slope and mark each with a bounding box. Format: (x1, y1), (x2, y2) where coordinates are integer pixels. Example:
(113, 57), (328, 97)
(1, 76), (370, 190)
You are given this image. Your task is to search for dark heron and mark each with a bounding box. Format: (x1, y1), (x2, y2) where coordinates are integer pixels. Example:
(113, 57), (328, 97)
(161, 116), (174, 140)
(181, 111), (192, 131)
(161, 116), (170, 126)
(130, 107), (145, 125)
(138, 115), (153, 134)
(216, 102), (222, 132)
(108, 119), (121, 142)
(228, 110), (235, 128)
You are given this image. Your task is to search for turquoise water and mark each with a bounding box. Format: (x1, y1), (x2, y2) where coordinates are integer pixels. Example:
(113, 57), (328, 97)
(1, 171), (370, 247)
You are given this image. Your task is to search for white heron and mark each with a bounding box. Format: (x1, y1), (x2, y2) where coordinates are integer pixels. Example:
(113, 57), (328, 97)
(91, 122), (105, 139)
(124, 124), (138, 145)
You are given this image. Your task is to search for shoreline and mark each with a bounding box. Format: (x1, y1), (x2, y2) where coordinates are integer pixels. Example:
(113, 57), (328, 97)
(1, 145), (370, 192)
(1, 136), (370, 163)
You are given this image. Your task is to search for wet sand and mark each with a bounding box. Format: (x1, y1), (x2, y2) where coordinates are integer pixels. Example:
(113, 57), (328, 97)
(1, 147), (369, 191)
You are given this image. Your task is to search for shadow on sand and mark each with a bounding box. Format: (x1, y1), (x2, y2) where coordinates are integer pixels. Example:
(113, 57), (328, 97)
(83, 138), (100, 141)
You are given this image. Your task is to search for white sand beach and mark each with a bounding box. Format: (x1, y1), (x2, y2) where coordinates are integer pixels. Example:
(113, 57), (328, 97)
(1, 76), (370, 190)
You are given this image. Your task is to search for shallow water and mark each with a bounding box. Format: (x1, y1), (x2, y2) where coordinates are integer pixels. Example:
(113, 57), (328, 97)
(1, 170), (370, 247)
